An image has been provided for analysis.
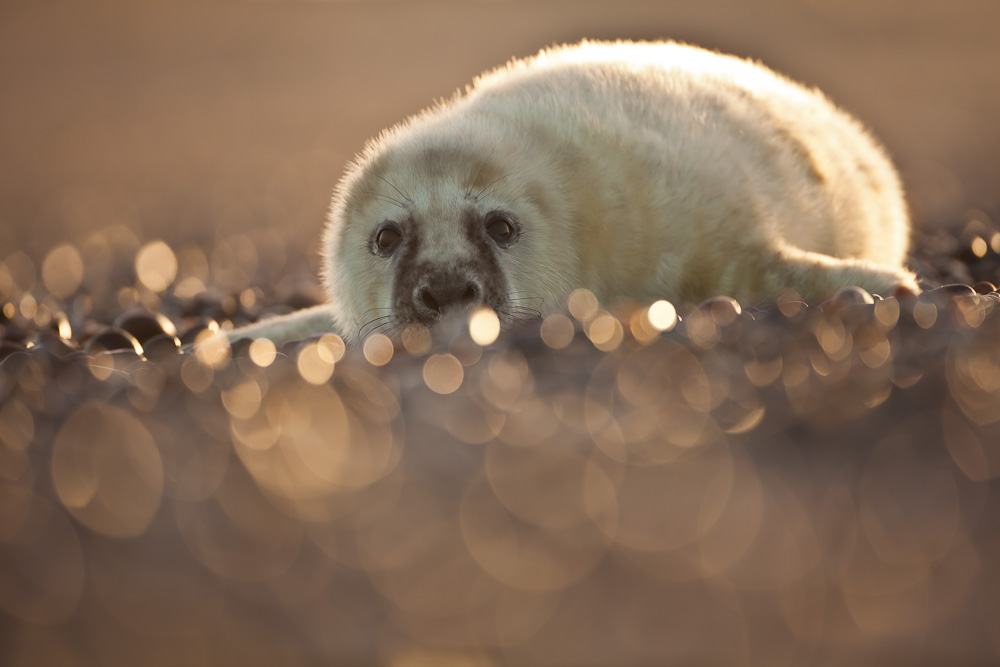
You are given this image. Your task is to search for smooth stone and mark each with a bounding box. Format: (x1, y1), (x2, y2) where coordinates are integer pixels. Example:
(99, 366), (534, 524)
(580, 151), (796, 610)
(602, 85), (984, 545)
(114, 308), (178, 343)
(84, 327), (144, 355)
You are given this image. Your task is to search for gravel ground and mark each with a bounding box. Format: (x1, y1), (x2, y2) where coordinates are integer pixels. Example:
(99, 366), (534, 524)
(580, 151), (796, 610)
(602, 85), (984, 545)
(2, 224), (1000, 666)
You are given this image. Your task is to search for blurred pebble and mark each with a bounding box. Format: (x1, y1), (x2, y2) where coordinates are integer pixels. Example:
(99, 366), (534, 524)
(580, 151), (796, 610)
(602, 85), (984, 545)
(776, 300), (809, 319)
(230, 337), (253, 358)
(181, 289), (238, 320)
(920, 284), (977, 311)
(697, 295), (741, 325)
(833, 303), (877, 328)
(932, 283), (977, 296)
(63, 350), (90, 364)
(279, 339), (301, 358)
(30, 331), (78, 358)
(178, 318), (219, 346)
(973, 281), (996, 295)
(143, 333), (182, 362)
(85, 327), (144, 355)
(0, 341), (27, 362)
(90, 347), (144, 373)
(820, 286), (874, 312)
(0, 319), (28, 342)
(48, 311), (73, 340)
(114, 308), (177, 344)
(0, 350), (31, 374)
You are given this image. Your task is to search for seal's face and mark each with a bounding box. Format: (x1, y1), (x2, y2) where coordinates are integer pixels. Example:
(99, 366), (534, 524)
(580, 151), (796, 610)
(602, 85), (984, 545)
(366, 204), (522, 337)
(323, 144), (556, 341)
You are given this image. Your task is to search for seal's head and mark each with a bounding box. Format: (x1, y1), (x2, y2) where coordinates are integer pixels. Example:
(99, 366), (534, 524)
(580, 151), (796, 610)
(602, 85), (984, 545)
(320, 122), (577, 342)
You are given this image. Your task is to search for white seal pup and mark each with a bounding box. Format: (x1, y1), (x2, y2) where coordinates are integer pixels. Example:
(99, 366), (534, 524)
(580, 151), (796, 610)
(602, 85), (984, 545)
(232, 40), (918, 345)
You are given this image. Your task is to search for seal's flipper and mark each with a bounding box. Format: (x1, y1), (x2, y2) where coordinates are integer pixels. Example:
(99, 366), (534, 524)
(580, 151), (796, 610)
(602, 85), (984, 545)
(228, 304), (341, 346)
(752, 243), (920, 303)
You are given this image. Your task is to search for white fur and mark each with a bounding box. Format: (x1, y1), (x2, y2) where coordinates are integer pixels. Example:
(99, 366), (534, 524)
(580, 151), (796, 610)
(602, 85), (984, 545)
(233, 40), (917, 345)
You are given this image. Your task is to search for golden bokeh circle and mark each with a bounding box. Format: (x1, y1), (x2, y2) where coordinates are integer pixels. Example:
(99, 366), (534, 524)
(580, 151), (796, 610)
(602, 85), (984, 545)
(51, 402), (164, 538)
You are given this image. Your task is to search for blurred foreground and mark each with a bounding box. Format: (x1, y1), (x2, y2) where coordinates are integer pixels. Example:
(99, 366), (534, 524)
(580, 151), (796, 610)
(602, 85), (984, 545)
(3, 245), (1000, 664)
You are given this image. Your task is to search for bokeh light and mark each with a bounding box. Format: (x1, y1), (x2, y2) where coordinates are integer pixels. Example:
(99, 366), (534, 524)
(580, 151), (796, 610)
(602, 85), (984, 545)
(423, 353), (464, 394)
(469, 307), (501, 346)
(567, 288), (599, 321)
(297, 339), (336, 385)
(41, 244), (84, 299)
(248, 338), (277, 367)
(364, 334), (394, 366)
(540, 313), (575, 349)
(135, 241), (178, 293)
(647, 299), (678, 331)
(401, 324), (432, 356)
(51, 402), (163, 538)
(193, 328), (231, 368)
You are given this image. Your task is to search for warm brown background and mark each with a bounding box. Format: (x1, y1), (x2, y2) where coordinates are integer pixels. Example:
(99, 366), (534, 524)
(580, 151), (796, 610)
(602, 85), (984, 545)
(2, 0), (998, 265)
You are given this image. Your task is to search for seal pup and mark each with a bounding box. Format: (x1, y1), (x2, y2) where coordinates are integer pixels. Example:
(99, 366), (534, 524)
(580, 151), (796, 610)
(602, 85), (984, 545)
(232, 40), (918, 345)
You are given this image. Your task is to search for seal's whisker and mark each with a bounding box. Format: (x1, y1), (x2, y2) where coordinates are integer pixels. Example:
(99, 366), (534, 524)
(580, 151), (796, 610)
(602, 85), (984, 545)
(500, 291), (542, 298)
(474, 171), (517, 200)
(358, 190), (407, 209)
(498, 301), (543, 313)
(504, 306), (542, 317)
(358, 313), (396, 325)
(380, 322), (407, 339)
(373, 174), (413, 204)
(497, 306), (542, 322)
(465, 147), (497, 197)
(359, 313), (400, 339)
(356, 307), (398, 318)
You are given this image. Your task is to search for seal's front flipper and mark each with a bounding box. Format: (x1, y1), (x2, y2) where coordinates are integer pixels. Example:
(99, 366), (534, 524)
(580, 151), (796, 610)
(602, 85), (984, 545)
(744, 243), (920, 304)
(228, 304), (341, 346)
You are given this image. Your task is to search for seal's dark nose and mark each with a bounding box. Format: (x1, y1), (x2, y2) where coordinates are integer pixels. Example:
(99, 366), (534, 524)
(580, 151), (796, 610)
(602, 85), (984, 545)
(414, 277), (481, 318)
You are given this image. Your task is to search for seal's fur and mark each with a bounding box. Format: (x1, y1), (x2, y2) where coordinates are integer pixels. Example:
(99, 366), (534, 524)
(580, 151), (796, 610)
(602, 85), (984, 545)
(233, 40), (918, 344)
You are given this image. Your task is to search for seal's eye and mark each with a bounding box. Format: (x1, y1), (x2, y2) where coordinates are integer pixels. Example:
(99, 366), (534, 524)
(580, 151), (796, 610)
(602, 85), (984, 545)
(485, 210), (518, 247)
(371, 222), (402, 256)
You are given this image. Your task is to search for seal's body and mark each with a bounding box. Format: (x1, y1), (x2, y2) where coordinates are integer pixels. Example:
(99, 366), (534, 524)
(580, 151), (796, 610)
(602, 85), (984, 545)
(234, 40), (917, 344)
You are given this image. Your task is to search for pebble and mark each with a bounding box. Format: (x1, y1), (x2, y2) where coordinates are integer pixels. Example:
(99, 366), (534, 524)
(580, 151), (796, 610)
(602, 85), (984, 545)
(696, 295), (742, 325)
(820, 286), (875, 312)
(931, 283), (977, 296)
(973, 281), (997, 295)
(114, 308), (177, 344)
(84, 327), (144, 355)
(230, 337), (254, 358)
(182, 289), (238, 320)
(178, 318), (220, 346)
(0, 341), (26, 362)
(30, 331), (78, 358)
(143, 333), (183, 362)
